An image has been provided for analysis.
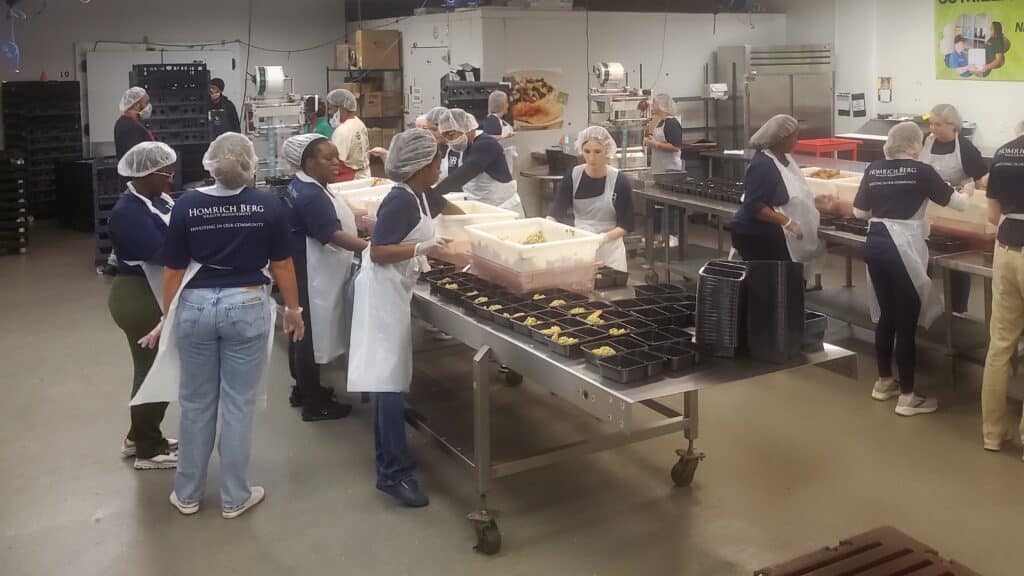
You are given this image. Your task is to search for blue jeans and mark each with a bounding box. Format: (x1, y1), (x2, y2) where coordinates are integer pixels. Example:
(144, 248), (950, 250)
(375, 392), (416, 487)
(173, 287), (270, 511)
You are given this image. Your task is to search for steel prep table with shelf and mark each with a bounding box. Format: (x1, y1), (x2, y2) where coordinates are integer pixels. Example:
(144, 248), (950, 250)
(408, 282), (858, 555)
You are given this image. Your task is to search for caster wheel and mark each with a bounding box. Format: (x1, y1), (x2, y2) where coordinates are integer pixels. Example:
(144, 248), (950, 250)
(474, 521), (502, 555)
(504, 370), (523, 387)
(671, 450), (704, 487)
(645, 270), (660, 284)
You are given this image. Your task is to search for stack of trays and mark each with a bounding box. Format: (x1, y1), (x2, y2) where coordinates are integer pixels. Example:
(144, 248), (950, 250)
(0, 153), (28, 255)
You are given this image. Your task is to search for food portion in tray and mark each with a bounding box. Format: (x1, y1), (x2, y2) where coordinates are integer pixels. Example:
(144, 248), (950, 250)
(807, 168), (842, 180)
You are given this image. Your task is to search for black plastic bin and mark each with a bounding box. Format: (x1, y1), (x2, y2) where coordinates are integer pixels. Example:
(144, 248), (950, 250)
(695, 260), (747, 358)
(745, 261), (805, 364)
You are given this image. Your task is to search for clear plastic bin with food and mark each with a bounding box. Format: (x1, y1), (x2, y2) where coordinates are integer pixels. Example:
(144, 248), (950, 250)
(328, 177), (392, 193)
(927, 188), (997, 246)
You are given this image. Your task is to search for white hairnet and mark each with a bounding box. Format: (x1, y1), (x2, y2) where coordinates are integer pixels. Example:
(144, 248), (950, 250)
(438, 108), (478, 133)
(326, 88), (358, 112)
(119, 87), (148, 113)
(576, 125), (618, 158)
(385, 129), (438, 182)
(929, 104), (962, 130)
(203, 132), (257, 188)
(1016, 120), (1024, 137)
(117, 142), (177, 178)
(425, 106), (449, 125)
(281, 134), (328, 169)
(652, 93), (675, 115)
(488, 91), (508, 114)
(884, 122), (924, 160)
(749, 114), (799, 149)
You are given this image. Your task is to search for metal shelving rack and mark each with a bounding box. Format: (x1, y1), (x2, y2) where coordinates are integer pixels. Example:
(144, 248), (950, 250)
(1, 81), (83, 219)
(325, 67), (405, 133)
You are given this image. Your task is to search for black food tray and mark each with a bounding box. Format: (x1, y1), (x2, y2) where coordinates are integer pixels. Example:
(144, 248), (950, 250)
(631, 329), (677, 346)
(548, 326), (608, 358)
(647, 343), (698, 372)
(626, 349), (666, 378)
(582, 341), (626, 366)
(597, 355), (648, 384)
(511, 309), (566, 336)
(492, 302), (546, 328)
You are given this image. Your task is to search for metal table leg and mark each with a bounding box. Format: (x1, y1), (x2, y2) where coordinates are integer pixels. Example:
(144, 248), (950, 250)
(672, 390), (704, 487)
(942, 267), (957, 388)
(662, 203), (672, 282)
(468, 345), (501, 555)
(845, 247), (854, 288)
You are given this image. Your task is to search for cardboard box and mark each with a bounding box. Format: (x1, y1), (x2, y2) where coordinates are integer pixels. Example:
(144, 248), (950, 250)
(381, 92), (403, 117)
(327, 80), (362, 97)
(362, 92), (383, 118)
(354, 29), (401, 70)
(335, 44), (355, 69)
(381, 128), (397, 148)
(367, 127), (383, 149)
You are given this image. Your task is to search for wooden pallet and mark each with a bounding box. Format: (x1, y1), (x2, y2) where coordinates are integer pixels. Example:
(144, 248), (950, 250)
(755, 526), (980, 576)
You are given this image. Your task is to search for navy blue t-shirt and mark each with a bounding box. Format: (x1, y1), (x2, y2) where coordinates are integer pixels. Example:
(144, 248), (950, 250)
(480, 114), (504, 136)
(987, 136), (1024, 247)
(433, 134), (512, 195)
(284, 174), (343, 270)
(109, 191), (171, 277)
(372, 186), (446, 247)
(549, 169), (634, 231)
(854, 159), (952, 220)
(163, 186), (292, 289)
(731, 151), (789, 236)
(658, 117), (684, 149)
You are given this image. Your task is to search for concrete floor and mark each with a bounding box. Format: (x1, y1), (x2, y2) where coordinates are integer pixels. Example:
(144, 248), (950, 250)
(3, 222), (1023, 576)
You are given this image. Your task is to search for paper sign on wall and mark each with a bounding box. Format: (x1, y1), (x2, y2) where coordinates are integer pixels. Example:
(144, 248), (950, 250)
(837, 92), (851, 117)
(877, 77), (892, 103)
(852, 93), (867, 117)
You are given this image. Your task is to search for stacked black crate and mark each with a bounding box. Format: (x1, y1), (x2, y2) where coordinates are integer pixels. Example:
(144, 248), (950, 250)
(0, 152), (28, 255)
(90, 157), (120, 266)
(130, 64), (211, 183)
(2, 81), (84, 219)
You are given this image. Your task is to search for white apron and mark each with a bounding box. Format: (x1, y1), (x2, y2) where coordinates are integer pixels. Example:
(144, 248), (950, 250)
(347, 184), (435, 393)
(765, 151), (825, 278)
(294, 172), (357, 364)
(650, 119), (683, 172)
(865, 217), (943, 329)
(121, 183), (175, 305)
(130, 185), (278, 406)
(920, 134), (973, 187)
(492, 114), (519, 175)
(461, 138), (525, 217)
(571, 164), (628, 272)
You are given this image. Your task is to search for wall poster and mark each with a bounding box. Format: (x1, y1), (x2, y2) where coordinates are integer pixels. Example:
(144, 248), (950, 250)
(503, 69), (567, 131)
(935, 0), (1024, 81)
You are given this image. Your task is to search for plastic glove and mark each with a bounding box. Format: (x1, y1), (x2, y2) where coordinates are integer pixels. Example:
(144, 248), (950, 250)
(962, 180), (976, 197)
(137, 317), (164, 349)
(784, 219), (804, 240)
(369, 147), (389, 158)
(283, 307), (305, 343)
(602, 231), (618, 244)
(414, 237), (449, 258)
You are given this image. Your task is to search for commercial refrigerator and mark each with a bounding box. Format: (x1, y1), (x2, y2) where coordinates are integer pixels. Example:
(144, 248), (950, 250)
(714, 44), (834, 150)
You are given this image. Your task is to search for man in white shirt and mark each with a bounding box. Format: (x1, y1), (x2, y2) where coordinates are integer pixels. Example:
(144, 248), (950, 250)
(326, 89), (370, 181)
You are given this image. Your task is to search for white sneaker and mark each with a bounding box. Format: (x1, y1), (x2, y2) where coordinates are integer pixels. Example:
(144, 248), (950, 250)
(169, 492), (200, 515)
(134, 451), (178, 470)
(871, 378), (900, 401)
(222, 486), (265, 519)
(121, 438), (178, 458)
(895, 394), (938, 416)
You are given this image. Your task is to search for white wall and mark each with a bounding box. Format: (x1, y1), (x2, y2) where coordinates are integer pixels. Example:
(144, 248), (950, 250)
(4, 0), (344, 147)
(784, 0), (835, 46)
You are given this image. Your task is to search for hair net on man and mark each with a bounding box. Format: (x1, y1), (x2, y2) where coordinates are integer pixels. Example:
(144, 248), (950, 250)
(424, 106), (449, 126)
(119, 87), (148, 113)
(203, 132), (258, 188)
(488, 91), (508, 114)
(884, 122), (924, 160)
(438, 108), (479, 134)
(326, 88), (358, 112)
(749, 114), (799, 149)
(281, 134), (327, 169)
(385, 129), (438, 182)
(929, 104), (962, 130)
(576, 125), (617, 158)
(652, 93), (675, 116)
(117, 142), (177, 178)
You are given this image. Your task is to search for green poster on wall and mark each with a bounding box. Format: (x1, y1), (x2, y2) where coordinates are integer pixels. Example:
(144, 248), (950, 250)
(935, 0), (1024, 81)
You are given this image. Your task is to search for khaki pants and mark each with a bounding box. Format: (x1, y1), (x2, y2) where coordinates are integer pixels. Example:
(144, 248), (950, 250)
(982, 245), (1024, 448)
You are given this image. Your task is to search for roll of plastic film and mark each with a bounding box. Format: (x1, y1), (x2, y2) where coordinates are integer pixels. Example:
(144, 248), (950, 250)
(255, 66), (286, 98)
(593, 62), (626, 86)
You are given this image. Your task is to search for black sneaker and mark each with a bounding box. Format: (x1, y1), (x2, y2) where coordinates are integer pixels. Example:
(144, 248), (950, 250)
(290, 385), (337, 408)
(301, 400), (353, 422)
(378, 478), (429, 508)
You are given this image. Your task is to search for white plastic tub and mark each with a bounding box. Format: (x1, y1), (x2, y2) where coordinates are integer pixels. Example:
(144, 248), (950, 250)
(827, 176), (864, 217)
(436, 201), (519, 242)
(334, 184), (394, 215)
(328, 177), (392, 193)
(464, 218), (602, 273)
(801, 167), (862, 204)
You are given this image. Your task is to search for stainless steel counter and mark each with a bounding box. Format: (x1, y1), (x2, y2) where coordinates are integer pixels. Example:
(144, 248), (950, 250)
(408, 281), (858, 554)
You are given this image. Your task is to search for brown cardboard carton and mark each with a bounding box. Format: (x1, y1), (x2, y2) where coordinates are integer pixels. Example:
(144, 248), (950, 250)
(381, 128), (398, 148)
(362, 92), (383, 118)
(354, 29), (401, 70)
(335, 44), (355, 69)
(381, 92), (403, 117)
(367, 128), (383, 149)
(327, 81), (362, 97)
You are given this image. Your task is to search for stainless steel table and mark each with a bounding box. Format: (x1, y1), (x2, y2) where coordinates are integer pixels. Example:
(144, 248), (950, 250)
(932, 251), (995, 370)
(410, 283), (858, 554)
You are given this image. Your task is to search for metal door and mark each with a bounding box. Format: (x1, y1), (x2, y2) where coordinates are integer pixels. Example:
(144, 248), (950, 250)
(792, 73), (834, 140)
(746, 73), (792, 144)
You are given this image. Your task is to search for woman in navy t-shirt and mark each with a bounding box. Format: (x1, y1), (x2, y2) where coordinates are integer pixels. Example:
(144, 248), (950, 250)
(140, 133), (305, 518)
(108, 142), (179, 470)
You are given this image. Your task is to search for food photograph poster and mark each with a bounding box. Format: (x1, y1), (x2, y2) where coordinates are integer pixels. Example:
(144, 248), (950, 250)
(504, 69), (568, 131)
(935, 0), (1024, 81)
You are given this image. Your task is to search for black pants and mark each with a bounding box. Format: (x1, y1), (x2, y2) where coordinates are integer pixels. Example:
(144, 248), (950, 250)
(731, 228), (792, 261)
(950, 271), (971, 314)
(866, 255), (920, 394)
(289, 262), (325, 409)
(108, 276), (170, 458)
